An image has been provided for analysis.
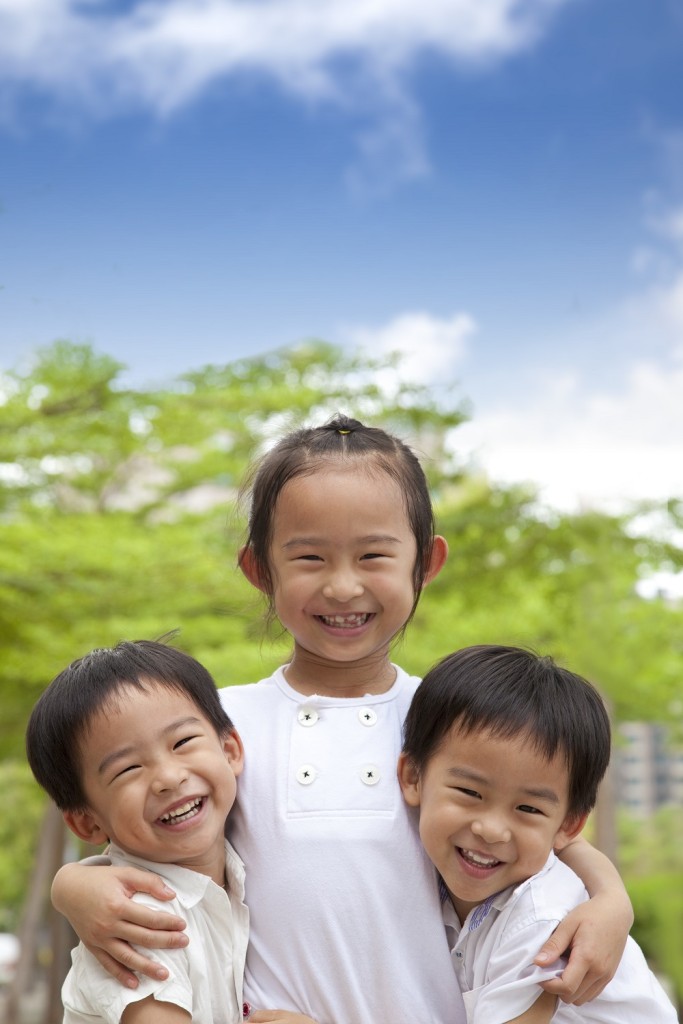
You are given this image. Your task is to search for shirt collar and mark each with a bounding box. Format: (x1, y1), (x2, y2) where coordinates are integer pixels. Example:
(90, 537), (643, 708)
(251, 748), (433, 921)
(107, 839), (246, 910)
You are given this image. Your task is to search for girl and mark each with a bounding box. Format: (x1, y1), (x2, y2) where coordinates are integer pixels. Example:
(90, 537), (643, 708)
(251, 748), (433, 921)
(53, 416), (633, 1024)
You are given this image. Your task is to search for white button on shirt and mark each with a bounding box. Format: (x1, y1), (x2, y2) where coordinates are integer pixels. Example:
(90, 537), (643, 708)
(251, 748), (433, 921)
(358, 707), (378, 726)
(297, 706), (319, 726)
(360, 764), (380, 785)
(296, 764), (317, 785)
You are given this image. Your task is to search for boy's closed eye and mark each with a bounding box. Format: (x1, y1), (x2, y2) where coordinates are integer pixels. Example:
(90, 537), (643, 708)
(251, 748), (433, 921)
(454, 787), (482, 799)
(173, 735), (199, 749)
(112, 764), (141, 780)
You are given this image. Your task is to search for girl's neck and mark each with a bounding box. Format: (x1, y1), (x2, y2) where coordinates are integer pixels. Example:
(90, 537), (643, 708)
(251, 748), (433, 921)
(283, 646), (397, 698)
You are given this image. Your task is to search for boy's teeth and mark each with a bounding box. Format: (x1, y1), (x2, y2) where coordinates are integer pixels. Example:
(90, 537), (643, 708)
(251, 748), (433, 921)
(160, 798), (202, 824)
(319, 613), (369, 627)
(460, 848), (500, 868)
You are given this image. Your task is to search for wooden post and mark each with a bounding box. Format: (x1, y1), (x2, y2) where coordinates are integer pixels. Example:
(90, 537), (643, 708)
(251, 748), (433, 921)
(3, 802), (69, 1024)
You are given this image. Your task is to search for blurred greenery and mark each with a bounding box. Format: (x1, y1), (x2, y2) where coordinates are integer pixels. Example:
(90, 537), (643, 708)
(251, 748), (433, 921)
(1, 339), (682, 1006)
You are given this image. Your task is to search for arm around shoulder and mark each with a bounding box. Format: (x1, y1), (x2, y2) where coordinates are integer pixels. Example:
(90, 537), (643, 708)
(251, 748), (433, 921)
(52, 860), (188, 988)
(540, 837), (633, 1004)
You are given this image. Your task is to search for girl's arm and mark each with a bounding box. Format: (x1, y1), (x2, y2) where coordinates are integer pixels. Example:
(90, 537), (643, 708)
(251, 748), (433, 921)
(535, 837), (633, 1004)
(52, 862), (189, 987)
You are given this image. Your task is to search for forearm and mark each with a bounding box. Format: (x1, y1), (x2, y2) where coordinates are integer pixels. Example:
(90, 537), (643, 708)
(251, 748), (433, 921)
(558, 836), (631, 915)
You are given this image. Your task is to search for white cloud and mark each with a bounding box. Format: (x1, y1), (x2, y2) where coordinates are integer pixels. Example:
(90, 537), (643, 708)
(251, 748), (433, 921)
(345, 309), (476, 390)
(0, 0), (572, 184)
(454, 297), (683, 511)
(343, 205), (683, 513)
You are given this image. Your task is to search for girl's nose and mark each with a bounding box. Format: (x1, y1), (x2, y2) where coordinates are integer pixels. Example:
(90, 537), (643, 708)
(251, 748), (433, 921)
(321, 569), (364, 602)
(471, 815), (512, 845)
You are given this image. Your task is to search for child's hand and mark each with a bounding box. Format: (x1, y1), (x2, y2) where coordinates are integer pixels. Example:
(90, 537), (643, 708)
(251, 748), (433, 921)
(247, 1012), (320, 1023)
(534, 894), (631, 1004)
(52, 862), (188, 988)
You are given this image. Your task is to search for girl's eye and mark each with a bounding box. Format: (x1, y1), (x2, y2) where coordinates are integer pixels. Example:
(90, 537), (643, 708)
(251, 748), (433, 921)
(518, 804), (542, 815)
(456, 787), (481, 800)
(114, 764), (140, 779)
(361, 552), (384, 560)
(297, 554), (323, 562)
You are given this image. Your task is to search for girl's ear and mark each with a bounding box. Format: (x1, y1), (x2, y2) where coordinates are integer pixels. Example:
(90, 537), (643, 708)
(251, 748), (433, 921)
(553, 812), (589, 852)
(63, 809), (109, 847)
(423, 535), (448, 587)
(397, 753), (422, 808)
(238, 546), (270, 594)
(223, 729), (245, 777)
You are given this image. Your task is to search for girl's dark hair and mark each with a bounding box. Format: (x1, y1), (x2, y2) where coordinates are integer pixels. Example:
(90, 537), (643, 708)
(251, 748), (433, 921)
(402, 645), (611, 819)
(26, 639), (233, 812)
(238, 414), (436, 621)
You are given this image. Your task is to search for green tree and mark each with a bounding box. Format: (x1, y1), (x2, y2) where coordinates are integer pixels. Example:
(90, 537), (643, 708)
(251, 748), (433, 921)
(2, 337), (682, 960)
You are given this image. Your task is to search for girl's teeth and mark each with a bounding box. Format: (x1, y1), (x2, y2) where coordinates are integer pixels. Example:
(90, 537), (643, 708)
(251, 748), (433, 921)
(319, 613), (369, 627)
(160, 798), (202, 824)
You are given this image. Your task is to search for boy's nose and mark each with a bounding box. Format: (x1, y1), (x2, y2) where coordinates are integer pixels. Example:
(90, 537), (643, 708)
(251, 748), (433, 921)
(152, 764), (189, 794)
(470, 816), (512, 845)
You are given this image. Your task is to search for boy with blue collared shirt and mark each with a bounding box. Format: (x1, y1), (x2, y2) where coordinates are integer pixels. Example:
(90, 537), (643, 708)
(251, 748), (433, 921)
(399, 645), (678, 1024)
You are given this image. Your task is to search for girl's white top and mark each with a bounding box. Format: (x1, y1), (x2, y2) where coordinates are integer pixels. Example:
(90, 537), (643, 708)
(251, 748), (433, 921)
(223, 664), (465, 1024)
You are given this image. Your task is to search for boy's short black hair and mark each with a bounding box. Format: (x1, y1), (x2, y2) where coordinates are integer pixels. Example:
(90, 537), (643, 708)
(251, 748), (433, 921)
(26, 640), (234, 812)
(402, 645), (611, 819)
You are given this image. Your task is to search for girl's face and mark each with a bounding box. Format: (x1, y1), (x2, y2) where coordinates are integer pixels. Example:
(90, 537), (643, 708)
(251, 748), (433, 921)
(250, 466), (443, 695)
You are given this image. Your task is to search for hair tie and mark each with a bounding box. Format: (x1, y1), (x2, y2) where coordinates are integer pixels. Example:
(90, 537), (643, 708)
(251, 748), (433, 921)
(321, 417), (363, 435)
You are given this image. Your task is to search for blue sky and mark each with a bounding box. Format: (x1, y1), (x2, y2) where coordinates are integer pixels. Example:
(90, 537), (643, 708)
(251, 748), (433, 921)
(1, 0), (683, 513)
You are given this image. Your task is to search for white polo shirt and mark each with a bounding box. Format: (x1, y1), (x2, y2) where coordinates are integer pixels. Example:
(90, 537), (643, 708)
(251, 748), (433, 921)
(223, 665), (465, 1024)
(444, 853), (677, 1023)
(62, 840), (249, 1024)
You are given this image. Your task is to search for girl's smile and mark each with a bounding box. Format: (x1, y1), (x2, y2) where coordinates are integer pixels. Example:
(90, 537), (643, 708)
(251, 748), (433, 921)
(247, 465), (443, 697)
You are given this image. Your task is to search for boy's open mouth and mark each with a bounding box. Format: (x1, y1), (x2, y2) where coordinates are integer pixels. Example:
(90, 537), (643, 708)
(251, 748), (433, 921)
(458, 847), (502, 870)
(158, 797), (205, 825)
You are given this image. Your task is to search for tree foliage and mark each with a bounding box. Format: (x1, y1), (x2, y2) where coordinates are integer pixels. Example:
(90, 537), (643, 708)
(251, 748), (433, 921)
(1, 338), (682, 940)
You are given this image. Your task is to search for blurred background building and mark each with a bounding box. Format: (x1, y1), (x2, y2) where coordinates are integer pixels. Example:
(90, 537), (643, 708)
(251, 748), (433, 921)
(617, 723), (683, 818)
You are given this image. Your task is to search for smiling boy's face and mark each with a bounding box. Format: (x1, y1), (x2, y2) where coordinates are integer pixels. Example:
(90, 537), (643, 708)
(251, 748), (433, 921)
(64, 681), (243, 885)
(399, 725), (585, 923)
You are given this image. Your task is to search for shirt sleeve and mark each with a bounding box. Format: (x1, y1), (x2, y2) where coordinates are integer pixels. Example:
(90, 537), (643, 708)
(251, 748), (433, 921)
(62, 895), (194, 1023)
(463, 916), (567, 1024)
(64, 945), (193, 1022)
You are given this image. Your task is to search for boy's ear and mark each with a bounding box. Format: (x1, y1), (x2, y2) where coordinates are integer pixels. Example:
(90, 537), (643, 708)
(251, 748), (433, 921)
(553, 812), (589, 852)
(238, 546), (270, 594)
(63, 808), (109, 846)
(397, 753), (422, 808)
(422, 535), (448, 588)
(223, 729), (245, 777)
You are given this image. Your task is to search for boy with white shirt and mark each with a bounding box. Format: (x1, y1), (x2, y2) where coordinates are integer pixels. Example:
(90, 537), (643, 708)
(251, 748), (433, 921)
(26, 640), (314, 1024)
(399, 644), (678, 1024)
